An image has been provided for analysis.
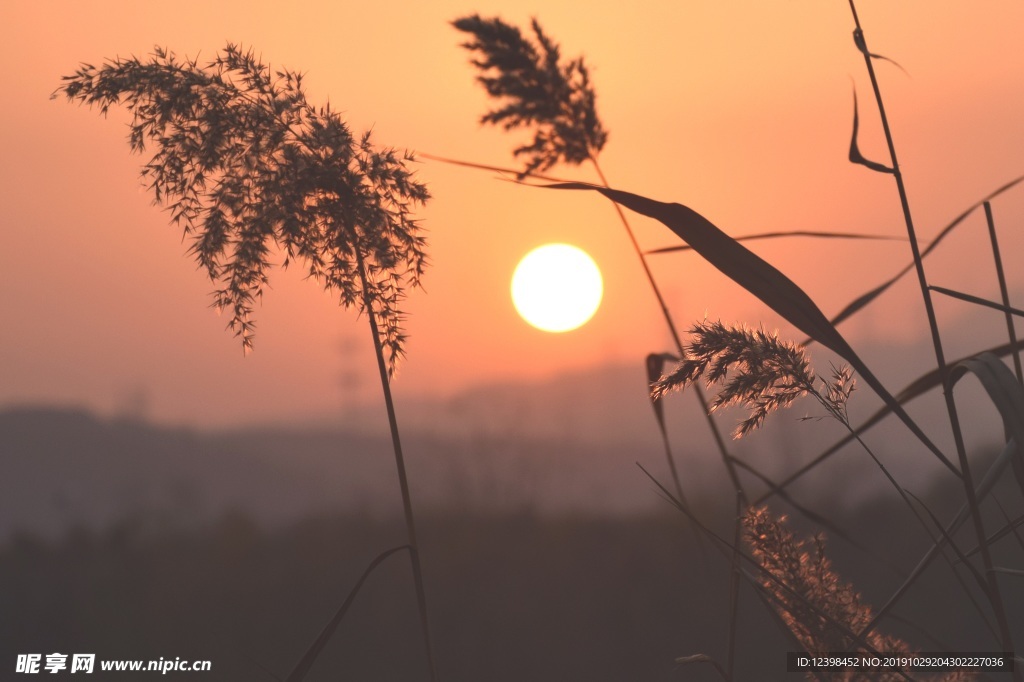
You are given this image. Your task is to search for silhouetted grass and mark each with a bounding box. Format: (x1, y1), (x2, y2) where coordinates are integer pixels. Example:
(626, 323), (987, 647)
(449, 9), (1024, 681)
(56, 45), (439, 681)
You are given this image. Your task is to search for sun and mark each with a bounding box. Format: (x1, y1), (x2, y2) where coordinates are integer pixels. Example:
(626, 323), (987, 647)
(511, 243), (603, 333)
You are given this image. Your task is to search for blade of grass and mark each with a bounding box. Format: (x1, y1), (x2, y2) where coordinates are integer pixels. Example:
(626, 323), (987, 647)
(647, 230), (902, 254)
(545, 180), (957, 474)
(951, 354), (1024, 497)
(985, 201), (1023, 383)
(852, 30), (909, 76)
(588, 163), (744, 498)
(646, 352), (694, 520)
(726, 492), (743, 681)
(285, 545), (411, 682)
(904, 488), (990, 592)
(859, 518), (1000, 649)
(828, 172), (1024, 329)
(929, 285), (1024, 318)
(849, 87), (893, 174)
(419, 152), (577, 184)
(838, 424), (1005, 639)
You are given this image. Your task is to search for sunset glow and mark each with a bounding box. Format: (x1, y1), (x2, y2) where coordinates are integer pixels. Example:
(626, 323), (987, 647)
(2, 2), (1024, 425)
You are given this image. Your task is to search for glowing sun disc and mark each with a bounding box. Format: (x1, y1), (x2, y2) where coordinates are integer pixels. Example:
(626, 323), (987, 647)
(511, 243), (603, 333)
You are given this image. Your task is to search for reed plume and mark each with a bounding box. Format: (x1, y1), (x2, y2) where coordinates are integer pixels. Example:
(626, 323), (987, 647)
(55, 44), (428, 373)
(744, 507), (972, 682)
(453, 14), (607, 178)
(653, 321), (855, 438)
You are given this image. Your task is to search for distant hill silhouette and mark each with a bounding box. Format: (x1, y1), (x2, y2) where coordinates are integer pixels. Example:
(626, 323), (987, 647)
(0, 329), (1009, 543)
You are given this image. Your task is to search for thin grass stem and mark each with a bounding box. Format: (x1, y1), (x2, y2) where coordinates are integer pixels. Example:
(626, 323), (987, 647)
(355, 248), (440, 682)
(284, 545), (411, 682)
(928, 286), (1024, 318)
(984, 201), (1023, 384)
(589, 158), (748, 677)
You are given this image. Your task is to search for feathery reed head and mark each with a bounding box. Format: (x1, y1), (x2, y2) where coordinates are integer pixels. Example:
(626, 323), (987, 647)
(652, 321), (855, 438)
(453, 14), (607, 178)
(55, 44), (428, 374)
(744, 508), (972, 681)
(744, 506), (881, 655)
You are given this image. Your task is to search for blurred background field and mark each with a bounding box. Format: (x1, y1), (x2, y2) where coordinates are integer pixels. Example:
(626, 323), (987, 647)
(2, 353), (1021, 681)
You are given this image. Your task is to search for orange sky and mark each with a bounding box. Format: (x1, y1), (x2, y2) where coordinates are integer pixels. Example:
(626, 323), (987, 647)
(3, 1), (1024, 426)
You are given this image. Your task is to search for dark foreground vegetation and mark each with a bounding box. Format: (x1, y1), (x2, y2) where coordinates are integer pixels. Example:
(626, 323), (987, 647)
(2, 483), (1020, 681)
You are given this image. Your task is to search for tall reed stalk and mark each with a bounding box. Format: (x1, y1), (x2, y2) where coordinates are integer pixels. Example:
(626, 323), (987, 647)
(846, 2), (1017, 666)
(355, 249), (439, 682)
(56, 45), (440, 682)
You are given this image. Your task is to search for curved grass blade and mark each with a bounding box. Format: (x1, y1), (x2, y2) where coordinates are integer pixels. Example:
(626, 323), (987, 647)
(951, 353), (1024, 496)
(645, 352), (689, 509)
(546, 184), (857, 357)
(984, 201), (1023, 383)
(829, 172), (1024, 329)
(853, 28), (909, 76)
(646, 352), (676, 438)
(546, 182), (956, 473)
(647, 230), (901, 255)
(849, 88), (894, 174)
(285, 545), (410, 682)
(930, 285), (1024, 319)
(419, 152), (577, 184)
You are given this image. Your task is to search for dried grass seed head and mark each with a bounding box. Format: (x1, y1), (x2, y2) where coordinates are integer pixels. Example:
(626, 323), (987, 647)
(453, 14), (608, 178)
(743, 508), (970, 682)
(653, 321), (819, 438)
(653, 321), (856, 438)
(56, 44), (428, 374)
